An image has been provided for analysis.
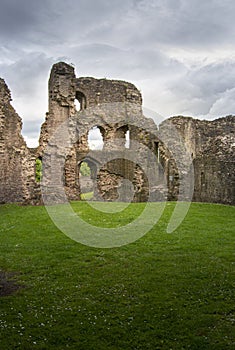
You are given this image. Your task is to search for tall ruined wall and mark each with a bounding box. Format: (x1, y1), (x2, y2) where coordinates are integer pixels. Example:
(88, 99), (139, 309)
(39, 62), (152, 203)
(159, 116), (235, 205)
(0, 79), (36, 203)
(193, 116), (235, 204)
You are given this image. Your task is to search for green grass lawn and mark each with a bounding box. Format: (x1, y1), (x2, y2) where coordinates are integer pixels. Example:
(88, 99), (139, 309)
(80, 191), (94, 201)
(0, 202), (234, 349)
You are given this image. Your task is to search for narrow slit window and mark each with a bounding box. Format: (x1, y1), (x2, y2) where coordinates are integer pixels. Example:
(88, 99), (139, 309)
(125, 130), (130, 148)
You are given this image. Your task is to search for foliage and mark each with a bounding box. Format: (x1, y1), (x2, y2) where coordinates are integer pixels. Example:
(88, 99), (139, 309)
(35, 158), (42, 182)
(0, 202), (234, 349)
(80, 161), (91, 177)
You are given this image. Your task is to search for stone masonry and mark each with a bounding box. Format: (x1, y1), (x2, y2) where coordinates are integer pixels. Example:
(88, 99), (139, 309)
(0, 62), (234, 205)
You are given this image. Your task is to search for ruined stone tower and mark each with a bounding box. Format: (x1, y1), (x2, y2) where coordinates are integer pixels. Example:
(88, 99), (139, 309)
(38, 62), (160, 203)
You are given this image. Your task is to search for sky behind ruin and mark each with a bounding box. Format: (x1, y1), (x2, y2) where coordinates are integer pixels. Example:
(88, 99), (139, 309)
(0, 0), (235, 146)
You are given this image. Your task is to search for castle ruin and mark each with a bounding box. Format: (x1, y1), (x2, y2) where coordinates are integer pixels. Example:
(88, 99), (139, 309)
(0, 62), (234, 205)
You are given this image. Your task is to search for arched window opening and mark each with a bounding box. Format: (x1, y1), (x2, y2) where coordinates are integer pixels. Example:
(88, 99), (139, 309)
(75, 91), (86, 111)
(88, 126), (104, 150)
(116, 125), (129, 149)
(74, 99), (81, 111)
(125, 130), (130, 148)
(35, 157), (42, 182)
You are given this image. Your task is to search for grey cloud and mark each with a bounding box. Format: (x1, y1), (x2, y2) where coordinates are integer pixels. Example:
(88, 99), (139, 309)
(2, 0), (234, 51)
(0, 52), (53, 96)
(22, 124), (41, 140)
(128, 0), (235, 49)
(0, 0), (53, 47)
(209, 87), (235, 116)
(0, 52), (55, 144)
(165, 60), (235, 116)
(0, 0), (131, 47)
(66, 43), (186, 81)
(187, 62), (235, 96)
(0, 0), (37, 35)
(0, 0), (235, 146)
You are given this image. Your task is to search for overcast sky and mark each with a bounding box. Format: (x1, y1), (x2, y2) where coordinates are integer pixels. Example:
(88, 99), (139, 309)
(1, 0), (235, 147)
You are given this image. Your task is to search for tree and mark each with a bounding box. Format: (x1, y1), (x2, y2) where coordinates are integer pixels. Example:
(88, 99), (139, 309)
(80, 162), (91, 176)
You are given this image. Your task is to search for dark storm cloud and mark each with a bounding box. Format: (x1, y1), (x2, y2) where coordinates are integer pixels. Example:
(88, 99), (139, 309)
(0, 0), (37, 36)
(0, 0), (52, 47)
(1, 0), (234, 49)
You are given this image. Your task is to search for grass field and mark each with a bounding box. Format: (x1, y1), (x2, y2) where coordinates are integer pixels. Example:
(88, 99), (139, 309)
(0, 202), (234, 349)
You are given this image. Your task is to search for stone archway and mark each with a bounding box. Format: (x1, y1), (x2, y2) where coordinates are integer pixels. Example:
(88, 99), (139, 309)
(78, 156), (101, 200)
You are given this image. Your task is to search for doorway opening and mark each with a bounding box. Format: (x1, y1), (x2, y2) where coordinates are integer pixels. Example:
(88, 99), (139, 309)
(79, 160), (98, 200)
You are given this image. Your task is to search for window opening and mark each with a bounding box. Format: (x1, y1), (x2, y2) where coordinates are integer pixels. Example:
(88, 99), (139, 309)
(125, 130), (130, 148)
(79, 161), (94, 200)
(88, 126), (104, 150)
(75, 91), (86, 111)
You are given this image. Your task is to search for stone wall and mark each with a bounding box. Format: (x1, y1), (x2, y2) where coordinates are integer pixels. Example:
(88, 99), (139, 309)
(0, 62), (234, 205)
(0, 79), (37, 204)
(39, 62), (152, 203)
(159, 116), (235, 204)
